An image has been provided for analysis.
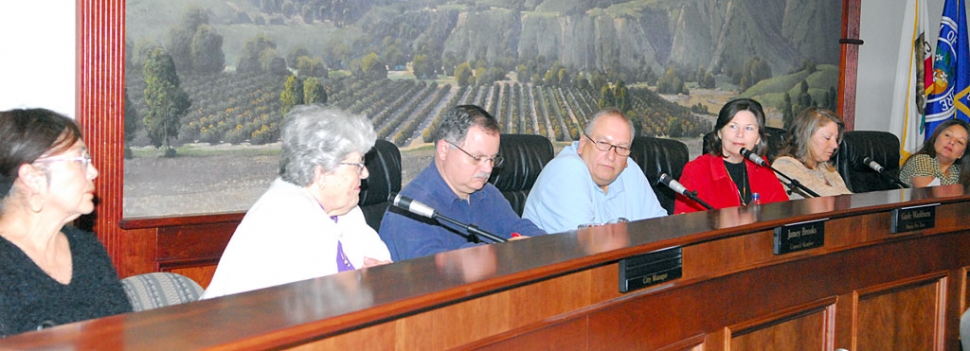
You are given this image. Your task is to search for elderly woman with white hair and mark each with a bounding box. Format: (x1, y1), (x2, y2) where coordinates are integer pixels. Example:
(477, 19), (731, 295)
(203, 105), (391, 299)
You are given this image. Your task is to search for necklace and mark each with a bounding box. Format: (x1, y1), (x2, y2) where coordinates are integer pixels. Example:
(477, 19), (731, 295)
(724, 160), (749, 205)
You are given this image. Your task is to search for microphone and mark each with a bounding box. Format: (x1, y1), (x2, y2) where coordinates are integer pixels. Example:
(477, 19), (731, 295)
(391, 193), (435, 218)
(739, 148), (768, 166)
(389, 193), (507, 243)
(657, 173), (713, 210)
(739, 148), (820, 198)
(862, 157), (884, 173)
(862, 157), (909, 188)
(657, 173), (688, 195)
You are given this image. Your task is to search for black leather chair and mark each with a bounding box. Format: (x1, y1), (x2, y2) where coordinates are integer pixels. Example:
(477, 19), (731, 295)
(358, 139), (402, 231)
(763, 127), (789, 162)
(488, 134), (555, 216)
(628, 137), (689, 215)
(833, 131), (902, 193)
(702, 126), (788, 162)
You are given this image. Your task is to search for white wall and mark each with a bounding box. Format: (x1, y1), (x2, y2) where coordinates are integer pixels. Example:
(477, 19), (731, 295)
(0, 0), (959, 131)
(856, 0), (963, 132)
(0, 1), (76, 118)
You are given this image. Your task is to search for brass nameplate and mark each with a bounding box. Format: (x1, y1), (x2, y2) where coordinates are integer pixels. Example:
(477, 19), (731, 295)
(891, 204), (937, 234)
(619, 246), (682, 293)
(773, 219), (826, 255)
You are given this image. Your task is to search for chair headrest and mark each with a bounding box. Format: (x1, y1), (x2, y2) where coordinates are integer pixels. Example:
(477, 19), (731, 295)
(629, 137), (689, 215)
(629, 136), (689, 183)
(488, 134), (555, 192)
(358, 139), (402, 207)
(834, 131), (901, 193)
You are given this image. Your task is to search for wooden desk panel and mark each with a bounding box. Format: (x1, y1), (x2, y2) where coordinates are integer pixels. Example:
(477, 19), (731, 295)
(2, 186), (969, 350)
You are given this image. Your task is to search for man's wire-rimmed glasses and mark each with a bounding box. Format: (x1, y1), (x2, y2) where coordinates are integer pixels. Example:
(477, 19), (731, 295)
(584, 134), (631, 156)
(444, 140), (505, 167)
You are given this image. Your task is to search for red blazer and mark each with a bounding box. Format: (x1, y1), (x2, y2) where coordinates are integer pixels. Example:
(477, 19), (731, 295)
(674, 154), (789, 214)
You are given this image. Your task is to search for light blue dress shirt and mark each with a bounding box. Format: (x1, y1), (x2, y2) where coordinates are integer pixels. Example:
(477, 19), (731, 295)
(523, 142), (666, 234)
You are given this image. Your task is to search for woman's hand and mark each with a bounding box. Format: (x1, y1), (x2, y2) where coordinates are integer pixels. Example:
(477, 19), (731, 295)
(910, 175), (937, 188)
(363, 256), (392, 267)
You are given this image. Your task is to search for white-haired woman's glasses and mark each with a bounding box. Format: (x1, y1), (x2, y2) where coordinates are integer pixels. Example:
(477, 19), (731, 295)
(34, 154), (92, 170)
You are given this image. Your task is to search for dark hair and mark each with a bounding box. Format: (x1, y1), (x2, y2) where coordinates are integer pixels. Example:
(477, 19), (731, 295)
(780, 107), (845, 170)
(903, 118), (970, 183)
(705, 98), (769, 157)
(908, 118), (970, 159)
(432, 105), (500, 145)
(0, 108), (82, 198)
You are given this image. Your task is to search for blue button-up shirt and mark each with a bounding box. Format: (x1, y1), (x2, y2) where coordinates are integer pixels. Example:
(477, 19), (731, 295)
(523, 142), (666, 234)
(378, 161), (546, 261)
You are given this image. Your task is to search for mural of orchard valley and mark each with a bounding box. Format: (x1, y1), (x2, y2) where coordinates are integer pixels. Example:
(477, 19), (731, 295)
(123, 0), (842, 218)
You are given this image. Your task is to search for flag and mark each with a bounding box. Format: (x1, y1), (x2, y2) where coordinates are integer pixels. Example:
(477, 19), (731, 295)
(925, 0), (970, 140)
(890, 0), (932, 162)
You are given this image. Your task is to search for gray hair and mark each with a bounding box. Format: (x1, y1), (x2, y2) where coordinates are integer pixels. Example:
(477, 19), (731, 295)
(585, 108), (634, 140)
(278, 105), (376, 186)
(432, 105), (500, 145)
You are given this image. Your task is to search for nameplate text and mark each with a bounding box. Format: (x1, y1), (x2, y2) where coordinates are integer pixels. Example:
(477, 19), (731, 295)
(619, 246), (682, 293)
(891, 204), (937, 234)
(773, 219), (826, 255)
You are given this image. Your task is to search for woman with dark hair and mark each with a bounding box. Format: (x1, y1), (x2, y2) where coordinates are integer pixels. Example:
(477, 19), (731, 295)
(674, 99), (788, 214)
(771, 107), (852, 199)
(0, 108), (131, 337)
(899, 118), (970, 187)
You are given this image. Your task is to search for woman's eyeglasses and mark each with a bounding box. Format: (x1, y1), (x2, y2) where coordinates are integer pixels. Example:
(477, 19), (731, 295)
(339, 162), (368, 176)
(34, 154), (93, 170)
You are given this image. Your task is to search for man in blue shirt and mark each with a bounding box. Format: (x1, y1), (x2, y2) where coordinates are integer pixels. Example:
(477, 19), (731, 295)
(378, 105), (545, 261)
(523, 108), (666, 233)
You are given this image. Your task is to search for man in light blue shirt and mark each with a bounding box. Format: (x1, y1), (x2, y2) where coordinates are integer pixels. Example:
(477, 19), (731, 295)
(523, 108), (666, 233)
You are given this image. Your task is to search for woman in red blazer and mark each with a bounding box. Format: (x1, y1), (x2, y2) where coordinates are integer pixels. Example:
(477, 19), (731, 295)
(674, 99), (788, 214)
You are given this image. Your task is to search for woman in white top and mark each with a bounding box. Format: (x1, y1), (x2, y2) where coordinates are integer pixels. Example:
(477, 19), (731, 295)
(203, 105), (391, 298)
(772, 107), (852, 199)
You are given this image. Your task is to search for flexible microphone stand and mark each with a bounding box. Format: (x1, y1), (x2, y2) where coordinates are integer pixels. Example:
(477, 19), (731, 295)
(863, 157), (909, 189)
(389, 193), (507, 243)
(657, 173), (713, 210)
(740, 148), (821, 198)
(874, 171), (910, 189)
(433, 214), (508, 244)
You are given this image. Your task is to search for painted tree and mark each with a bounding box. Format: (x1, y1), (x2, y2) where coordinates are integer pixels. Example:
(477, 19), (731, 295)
(280, 75), (304, 115)
(455, 62), (473, 87)
(360, 52), (387, 80)
(142, 48), (190, 150)
(598, 85), (615, 109)
(124, 89), (139, 159)
(613, 81), (630, 113)
(287, 46), (311, 68)
(166, 5), (208, 72)
(296, 55), (326, 78)
(412, 54), (436, 80)
(782, 92), (795, 129)
(124, 89), (138, 143)
(303, 77), (327, 105)
(237, 33), (277, 73)
(190, 24), (225, 74)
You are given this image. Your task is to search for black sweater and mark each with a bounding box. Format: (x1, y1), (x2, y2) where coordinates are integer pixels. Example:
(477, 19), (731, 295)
(0, 226), (131, 337)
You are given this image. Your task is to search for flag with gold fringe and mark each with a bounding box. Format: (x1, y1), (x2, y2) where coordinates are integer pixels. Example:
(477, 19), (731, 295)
(890, 0), (932, 161)
(925, 0), (970, 139)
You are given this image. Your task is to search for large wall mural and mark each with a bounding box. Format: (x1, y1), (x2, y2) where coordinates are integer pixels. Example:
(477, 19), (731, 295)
(123, 0), (842, 217)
